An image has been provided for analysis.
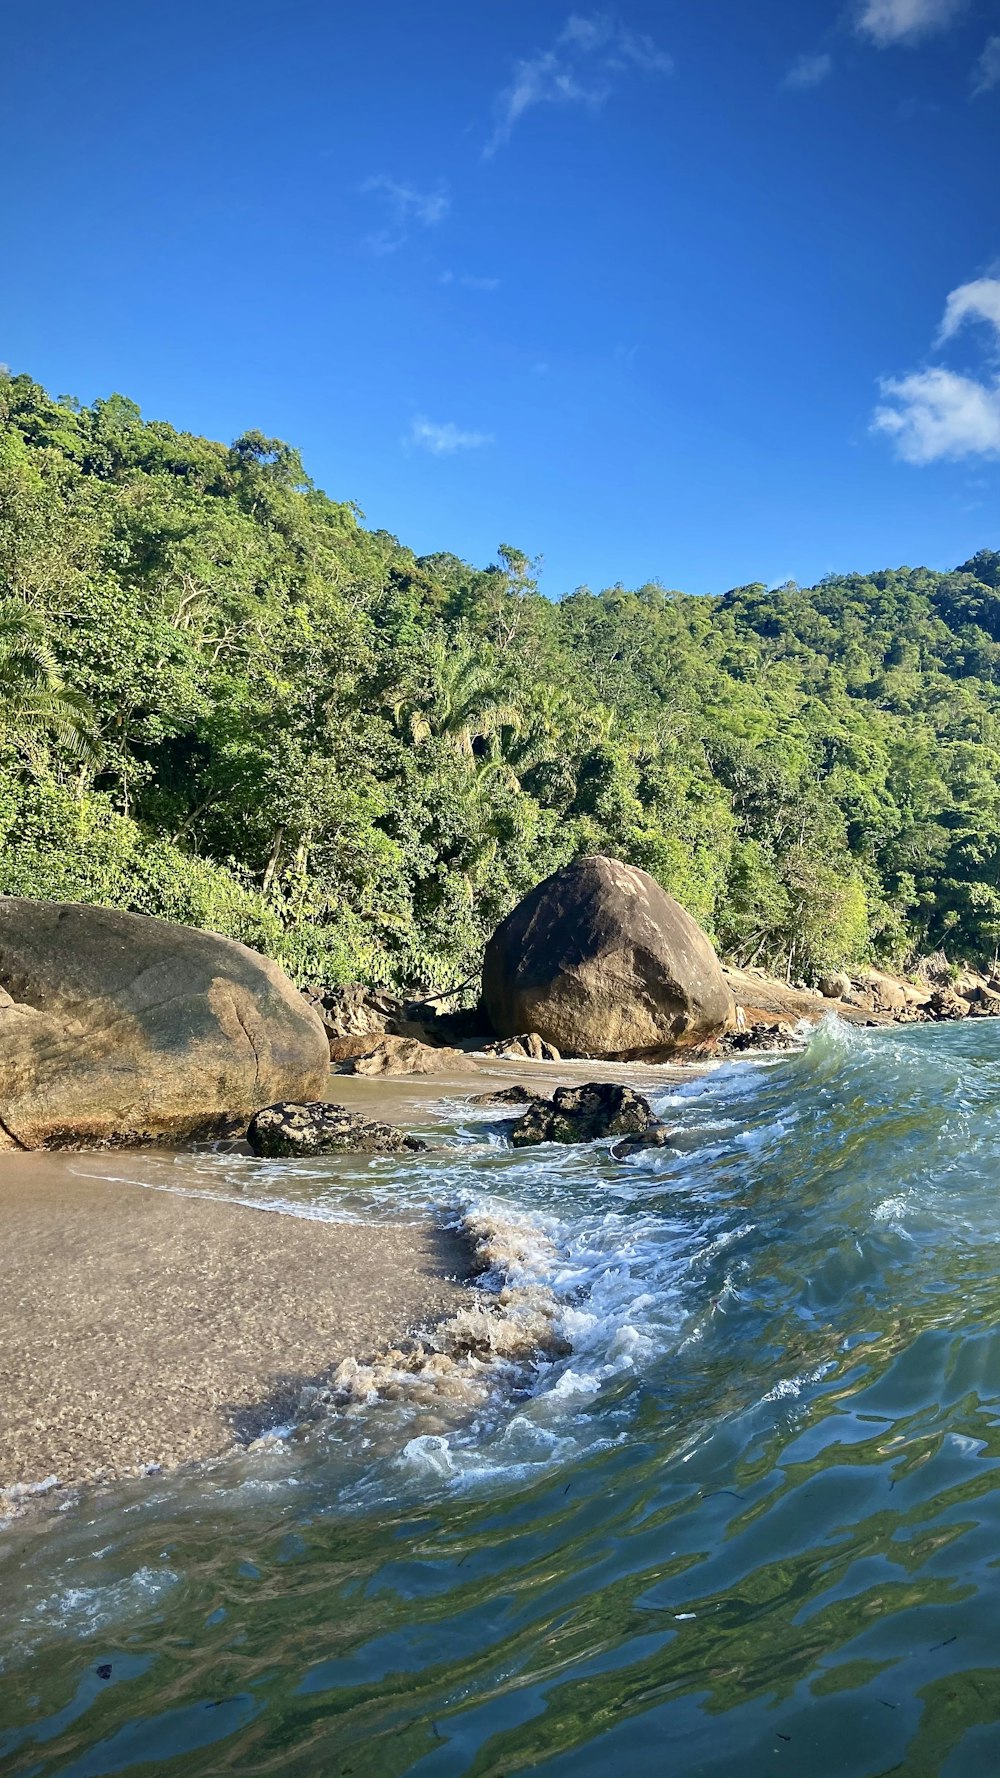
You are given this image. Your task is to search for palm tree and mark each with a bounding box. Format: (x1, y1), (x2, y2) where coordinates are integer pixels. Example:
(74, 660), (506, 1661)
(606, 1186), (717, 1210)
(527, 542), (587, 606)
(0, 601), (101, 764)
(393, 633), (521, 758)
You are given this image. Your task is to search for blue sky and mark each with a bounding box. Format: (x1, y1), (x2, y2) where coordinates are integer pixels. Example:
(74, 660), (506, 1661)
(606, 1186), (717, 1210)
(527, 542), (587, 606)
(3, 0), (1000, 595)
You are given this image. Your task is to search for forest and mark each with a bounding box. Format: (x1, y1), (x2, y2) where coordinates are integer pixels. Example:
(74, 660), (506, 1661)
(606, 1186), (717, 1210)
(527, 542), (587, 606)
(2, 369), (1000, 990)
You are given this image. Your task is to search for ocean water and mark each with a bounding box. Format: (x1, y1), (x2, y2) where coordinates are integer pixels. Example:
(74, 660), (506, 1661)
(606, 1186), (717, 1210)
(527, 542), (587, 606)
(4, 1018), (1000, 1776)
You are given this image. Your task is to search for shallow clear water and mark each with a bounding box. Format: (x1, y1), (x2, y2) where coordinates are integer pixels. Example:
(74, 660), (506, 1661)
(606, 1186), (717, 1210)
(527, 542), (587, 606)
(5, 1018), (1000, 1776)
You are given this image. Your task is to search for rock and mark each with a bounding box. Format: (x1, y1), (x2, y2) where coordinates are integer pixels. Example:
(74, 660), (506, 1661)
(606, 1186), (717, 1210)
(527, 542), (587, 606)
(332, 1035), (480, 1077)
(722, 966), (885, 1029)
(470, 1084), (546, 1106)
(302, 981), (398, 1040)
(483, 855), (734, 1059)
(967, 984), (1000, 1017)
(510, 1081), (656, 1148)
(716, 1021), (799, 1055)
(817, 971), (851, 1000)
(479, 1032), (561, 1061)
(247, 1101), (427, 1157)
(0, 899), (330, 1149)
(928, 987), (971, 1021)
(610, 1125), (676, 1158)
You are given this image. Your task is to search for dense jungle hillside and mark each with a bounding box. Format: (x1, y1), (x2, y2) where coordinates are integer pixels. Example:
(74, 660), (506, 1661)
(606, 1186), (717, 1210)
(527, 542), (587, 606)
(2, 370), (999, 989)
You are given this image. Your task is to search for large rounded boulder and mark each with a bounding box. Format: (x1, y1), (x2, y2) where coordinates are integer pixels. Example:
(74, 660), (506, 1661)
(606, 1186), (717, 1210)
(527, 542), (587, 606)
(482, 855), (734, 1058)
(0, 899), (330, 1149)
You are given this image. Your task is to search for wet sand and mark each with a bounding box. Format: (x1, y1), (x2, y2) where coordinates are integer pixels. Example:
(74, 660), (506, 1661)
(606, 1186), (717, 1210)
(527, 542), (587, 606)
(0, 1053), (701, 1495)
(0, 1152), (467, 1491)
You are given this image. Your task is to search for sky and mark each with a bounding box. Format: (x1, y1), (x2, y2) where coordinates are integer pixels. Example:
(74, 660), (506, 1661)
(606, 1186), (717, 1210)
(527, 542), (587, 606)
(3, 0), (1000, 597)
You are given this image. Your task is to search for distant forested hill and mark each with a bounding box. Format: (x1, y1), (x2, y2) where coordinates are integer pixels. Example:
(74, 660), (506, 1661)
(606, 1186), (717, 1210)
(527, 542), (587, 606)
(2, 370), (999, 986)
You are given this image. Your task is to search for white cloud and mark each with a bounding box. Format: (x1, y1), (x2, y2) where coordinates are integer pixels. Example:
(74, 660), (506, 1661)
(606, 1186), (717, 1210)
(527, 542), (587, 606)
(874, 368), (1000, 462)
(873, 275), (1000, 463)
(783, 52), (834, 90)
(362, 176), (449, 253)
(856, 0), (966, 47)
(939, 277), (1000, 342)
(407, 417), (494, 455)
(485, 12), (672, 155)
(972, 35), (1000, 93)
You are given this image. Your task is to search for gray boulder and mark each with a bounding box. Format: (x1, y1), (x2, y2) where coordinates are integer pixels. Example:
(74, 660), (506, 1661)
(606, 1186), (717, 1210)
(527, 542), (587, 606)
(483, 855), (734, 1058)
(0, 899), (330, 1149)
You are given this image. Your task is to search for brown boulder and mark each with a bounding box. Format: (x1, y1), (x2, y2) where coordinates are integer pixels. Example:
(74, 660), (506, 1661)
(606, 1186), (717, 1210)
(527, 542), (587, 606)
(0, 899), (330, 1149)
(332, 1035), (480, 1077)
(482, 855), (734, 1058)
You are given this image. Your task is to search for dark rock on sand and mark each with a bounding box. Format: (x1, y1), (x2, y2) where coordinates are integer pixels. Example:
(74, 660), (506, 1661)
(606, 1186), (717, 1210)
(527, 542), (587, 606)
(716, 1021), (799, 1055)
(470, 1084), (547, 1107)
(0, 899), (329, 1150)
(483, 854), (734, 1059)
(247, 1101), (427, 1158)
(480, 1032), (561, 1061)
(511, 1081), (656, 1148)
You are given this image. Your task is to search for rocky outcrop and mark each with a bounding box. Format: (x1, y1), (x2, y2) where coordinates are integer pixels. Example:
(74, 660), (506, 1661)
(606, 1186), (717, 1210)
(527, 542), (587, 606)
(510, 1082), (657, 1148)
(716, 1021), (800, 1055)
(927, 987), (970, 1021)
(483, 855), (734, 1059)
(479, 1033), (561, 1061)
(331, 1034), (480, 1076)
(0, 899), (330, 1149)
(246, 1101), (427, 1158)
(817, 971), (852, 1000)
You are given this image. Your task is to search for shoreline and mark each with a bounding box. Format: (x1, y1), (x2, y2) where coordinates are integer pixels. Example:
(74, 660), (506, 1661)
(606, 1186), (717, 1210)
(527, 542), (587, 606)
(0, 1150), (469, 1502)
(0, 1051), (712, 1510)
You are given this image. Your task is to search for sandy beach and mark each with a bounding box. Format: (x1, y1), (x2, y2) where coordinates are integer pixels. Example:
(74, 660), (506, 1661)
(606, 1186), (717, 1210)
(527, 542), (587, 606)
(0, 1054), (698, 1496)
(0, 1150), (467, 1492)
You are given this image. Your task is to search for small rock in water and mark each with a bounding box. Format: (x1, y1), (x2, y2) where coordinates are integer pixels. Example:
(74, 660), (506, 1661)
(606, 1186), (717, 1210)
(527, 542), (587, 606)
(246, 1101), (427, 1158)
(611, 1125), (677, 1159)
(511, 1082), (656, 1147)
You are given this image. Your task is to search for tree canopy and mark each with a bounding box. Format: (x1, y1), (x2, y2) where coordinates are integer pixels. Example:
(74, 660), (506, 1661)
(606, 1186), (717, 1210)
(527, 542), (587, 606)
(2, 369), (999, 988)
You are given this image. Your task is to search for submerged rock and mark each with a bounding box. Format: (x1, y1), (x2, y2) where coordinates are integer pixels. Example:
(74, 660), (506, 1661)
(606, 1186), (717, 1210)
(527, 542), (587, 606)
(483, 854), (734, 1058)
(246, 1101), (427, 1158)
(0, 898), (329, 1149)
(510, 1081), (656, 1148)
(610, 1125), (677, 1159)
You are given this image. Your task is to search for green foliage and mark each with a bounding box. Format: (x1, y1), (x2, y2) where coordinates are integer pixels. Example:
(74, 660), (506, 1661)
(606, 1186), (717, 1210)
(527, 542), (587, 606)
(1, 368), (999, 986)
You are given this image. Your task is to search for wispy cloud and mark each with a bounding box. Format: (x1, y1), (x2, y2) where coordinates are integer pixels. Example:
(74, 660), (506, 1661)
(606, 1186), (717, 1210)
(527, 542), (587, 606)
(783, 51), (834, 90)
(972, 35), (1000, 93)
(361, 175), (450, 254)
(873, 275), (1000, 462)
(485, 12), (672, 156)
(856, 0), (966, 47)
(406, 417), (494, 455)
(439, 271), (501, 291)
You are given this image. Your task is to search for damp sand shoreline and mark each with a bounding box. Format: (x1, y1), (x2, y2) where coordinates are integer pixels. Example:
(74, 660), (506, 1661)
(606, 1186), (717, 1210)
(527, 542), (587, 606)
(0, 1053), (704, 1498)
(0, 1154), (468, 1495)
